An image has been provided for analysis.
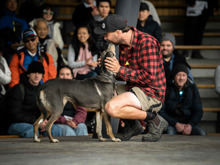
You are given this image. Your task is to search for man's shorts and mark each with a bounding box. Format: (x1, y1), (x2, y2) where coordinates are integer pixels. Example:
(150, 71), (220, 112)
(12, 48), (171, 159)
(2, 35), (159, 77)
(116, 84), (162, 113)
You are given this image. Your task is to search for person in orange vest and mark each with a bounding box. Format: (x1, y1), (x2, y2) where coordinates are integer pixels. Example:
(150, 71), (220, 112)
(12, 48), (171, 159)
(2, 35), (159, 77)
(9, 28), (57, 88)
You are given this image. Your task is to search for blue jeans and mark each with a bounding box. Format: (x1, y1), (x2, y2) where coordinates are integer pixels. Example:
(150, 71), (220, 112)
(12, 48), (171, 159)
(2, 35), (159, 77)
(56, 123), (88, 136)
(165, 125), (207, 136)
(8, 123), (63, 138)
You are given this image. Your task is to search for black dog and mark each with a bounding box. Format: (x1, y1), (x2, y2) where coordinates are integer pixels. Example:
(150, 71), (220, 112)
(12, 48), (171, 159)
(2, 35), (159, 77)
(33, 43), (121, 143)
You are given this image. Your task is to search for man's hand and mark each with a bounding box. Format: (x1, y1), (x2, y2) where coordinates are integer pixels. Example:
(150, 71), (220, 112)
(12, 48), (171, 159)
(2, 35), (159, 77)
(39, 119), (48, 132)
(104, 57), (120, 73)
(175, 122), (185, 133)
(182, 124), (192, 135)
(66, 120), (78, 128)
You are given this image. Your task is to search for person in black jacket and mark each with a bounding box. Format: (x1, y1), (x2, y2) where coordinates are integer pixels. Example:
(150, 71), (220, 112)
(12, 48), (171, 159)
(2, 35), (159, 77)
(7, 61), (62, 137)
(159, 64), (206, 136)
(136, 2), (162, 41)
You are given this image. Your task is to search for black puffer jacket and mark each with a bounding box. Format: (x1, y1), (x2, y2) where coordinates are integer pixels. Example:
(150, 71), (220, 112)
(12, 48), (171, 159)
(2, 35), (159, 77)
(159, 81), (203, 127)
(136, 15), (162, 41)
(7, 73), (41, 124)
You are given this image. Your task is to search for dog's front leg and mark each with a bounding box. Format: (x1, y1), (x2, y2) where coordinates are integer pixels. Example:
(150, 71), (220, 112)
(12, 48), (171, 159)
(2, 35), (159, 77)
(96, 111), (107, 141)
(103, 112), (121, 142)
(33, 113), (44, 142)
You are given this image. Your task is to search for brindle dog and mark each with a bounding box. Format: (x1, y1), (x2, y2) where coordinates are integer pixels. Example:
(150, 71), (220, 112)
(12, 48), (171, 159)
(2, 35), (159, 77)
(33, 43), (121, 143)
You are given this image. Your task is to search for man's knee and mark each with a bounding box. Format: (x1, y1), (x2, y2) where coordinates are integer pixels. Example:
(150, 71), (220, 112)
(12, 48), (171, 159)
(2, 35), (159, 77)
(105, 101), (118, 118)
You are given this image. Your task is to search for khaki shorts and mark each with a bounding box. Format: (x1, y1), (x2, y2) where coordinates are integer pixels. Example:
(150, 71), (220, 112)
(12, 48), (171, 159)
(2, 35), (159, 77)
(116, 84), (162, 112)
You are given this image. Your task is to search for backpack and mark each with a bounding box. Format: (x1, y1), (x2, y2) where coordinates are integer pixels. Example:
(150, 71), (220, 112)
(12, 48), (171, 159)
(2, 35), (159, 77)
(16, 47), (49, 72)
(0, 83), (25, 135)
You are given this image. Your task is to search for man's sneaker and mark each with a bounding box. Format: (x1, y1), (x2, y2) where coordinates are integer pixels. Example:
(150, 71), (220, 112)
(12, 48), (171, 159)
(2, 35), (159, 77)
(115, 119), (144, 141)
(142, 114), (168, 142)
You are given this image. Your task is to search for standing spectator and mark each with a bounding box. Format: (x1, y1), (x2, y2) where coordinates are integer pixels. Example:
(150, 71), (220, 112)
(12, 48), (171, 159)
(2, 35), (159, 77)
(160, 33), (193, 85)
(159, 64), (206, 136)
(93, 0), (112, 54)
(67, 24), (98, 80)
(183, 0), (219, 59)
(19, 0), (46, 23)
(9, 28), (56, 88)
(0, 0), (29, 64)
(33, 18), (58, 68)
(215, 64), (220, 98)
(94, 14), (167, 142)
(6, 61), (62, 137)
(55, 65), (88, 136)
(72, 0), (99, 30)
(137, 2), (162, 41)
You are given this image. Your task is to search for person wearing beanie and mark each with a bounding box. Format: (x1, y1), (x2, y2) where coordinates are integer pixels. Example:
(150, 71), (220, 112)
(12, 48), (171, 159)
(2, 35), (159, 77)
(94, 14), (167, 142)
(6, 61), (63, 138)
(159, 63), (206, 136)
(9, 28), (57, 88)
(136, 2), (162, 41)
(160, 32), (193, 85)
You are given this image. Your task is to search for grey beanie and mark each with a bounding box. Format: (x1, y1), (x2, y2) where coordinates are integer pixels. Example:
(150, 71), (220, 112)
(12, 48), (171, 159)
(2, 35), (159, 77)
(160, 33), (176, 48)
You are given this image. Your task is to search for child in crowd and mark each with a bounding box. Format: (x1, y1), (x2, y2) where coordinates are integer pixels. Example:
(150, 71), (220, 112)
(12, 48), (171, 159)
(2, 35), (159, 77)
(67, 24), (99, 80)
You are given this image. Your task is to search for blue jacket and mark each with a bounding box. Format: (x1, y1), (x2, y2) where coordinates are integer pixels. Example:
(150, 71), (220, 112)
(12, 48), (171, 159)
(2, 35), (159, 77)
(159, 81), (203, 127)
(0, 9), (29, 43)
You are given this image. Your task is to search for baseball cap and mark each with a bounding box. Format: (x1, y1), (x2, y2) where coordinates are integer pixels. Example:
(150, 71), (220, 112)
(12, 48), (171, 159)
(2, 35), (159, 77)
(94, 14), (127, 35)
(22, 28), (37, 41)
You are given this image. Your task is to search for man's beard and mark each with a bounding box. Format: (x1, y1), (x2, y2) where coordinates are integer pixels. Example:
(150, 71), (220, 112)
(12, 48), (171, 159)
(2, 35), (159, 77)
(162, 53), (172, 59)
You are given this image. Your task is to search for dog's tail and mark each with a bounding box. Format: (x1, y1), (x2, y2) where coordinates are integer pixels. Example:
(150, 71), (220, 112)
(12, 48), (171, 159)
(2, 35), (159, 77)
(36, 90), (48, 119)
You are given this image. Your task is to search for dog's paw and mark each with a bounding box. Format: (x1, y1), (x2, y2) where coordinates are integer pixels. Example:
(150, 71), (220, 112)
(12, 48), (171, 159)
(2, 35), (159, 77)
(33, 136), (41, 142)
(50, 139), (59, 143)
(112, 138), (121, 142)
(99, 137), (108, 142)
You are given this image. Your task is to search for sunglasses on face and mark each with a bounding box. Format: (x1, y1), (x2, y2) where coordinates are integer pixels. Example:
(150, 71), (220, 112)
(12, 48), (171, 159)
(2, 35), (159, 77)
(43, 9), (54, 15)
(24, 37), (36, 43)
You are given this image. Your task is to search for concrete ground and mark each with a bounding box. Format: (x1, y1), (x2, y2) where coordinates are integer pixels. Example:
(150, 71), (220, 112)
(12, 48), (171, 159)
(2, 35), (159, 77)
(0, 135), (220, 165)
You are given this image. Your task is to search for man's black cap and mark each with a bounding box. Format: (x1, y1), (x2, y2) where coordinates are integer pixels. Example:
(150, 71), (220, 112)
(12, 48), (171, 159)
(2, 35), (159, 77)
(94, 14), (127, 35)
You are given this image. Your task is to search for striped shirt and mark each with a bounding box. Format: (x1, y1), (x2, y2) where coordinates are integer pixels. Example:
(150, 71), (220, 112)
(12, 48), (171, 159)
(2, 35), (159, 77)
(117, 27), (166, 103)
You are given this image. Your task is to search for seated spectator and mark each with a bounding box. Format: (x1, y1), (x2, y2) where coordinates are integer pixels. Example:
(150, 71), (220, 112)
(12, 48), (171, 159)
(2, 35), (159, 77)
(0, 38), (12, 135)
(137, 2), (162, 41)
(55, 65), (88, 136)
(0, 36), (11, 98)
(0, 0), (29, 64)
(71, 0), (99, 30)
(215, 64), (220, 98)
(143, 0), (161, 26)
(29, 5), (65, 69)
(33, 18), (58, 68)
(67, 24), (98, 80)
(160, 33), (193, 85)
(93, 0), (112, 54)
(7, 61), (62, 137)
(19, 0), (47, 23)
(159, 64), (207, 136)
(9, 28), (57, 88)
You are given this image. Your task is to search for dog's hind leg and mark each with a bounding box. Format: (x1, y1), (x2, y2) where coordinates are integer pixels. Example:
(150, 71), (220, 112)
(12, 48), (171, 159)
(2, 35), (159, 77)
(96, 111), (108, 142)
(103, 111), (121, 142)
(45, 110), (62, 143)
(33, 113), (44, 142)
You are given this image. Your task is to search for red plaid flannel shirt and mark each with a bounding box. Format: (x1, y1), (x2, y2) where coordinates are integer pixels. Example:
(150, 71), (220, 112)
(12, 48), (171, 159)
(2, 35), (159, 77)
(117, 27), (166, 103)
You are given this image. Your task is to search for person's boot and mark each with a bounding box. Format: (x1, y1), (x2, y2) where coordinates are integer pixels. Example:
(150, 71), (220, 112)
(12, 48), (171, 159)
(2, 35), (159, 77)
(142, 114), (168, 142)
(115, 119), (144, 141)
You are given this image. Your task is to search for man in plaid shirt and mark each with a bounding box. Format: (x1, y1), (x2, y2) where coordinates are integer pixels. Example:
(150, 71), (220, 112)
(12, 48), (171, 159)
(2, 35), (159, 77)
(94, 14), (167, 142)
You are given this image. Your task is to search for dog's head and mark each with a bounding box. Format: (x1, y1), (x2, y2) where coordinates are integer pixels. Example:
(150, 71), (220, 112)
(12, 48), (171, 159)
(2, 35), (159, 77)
(100, 43), (116, 77)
